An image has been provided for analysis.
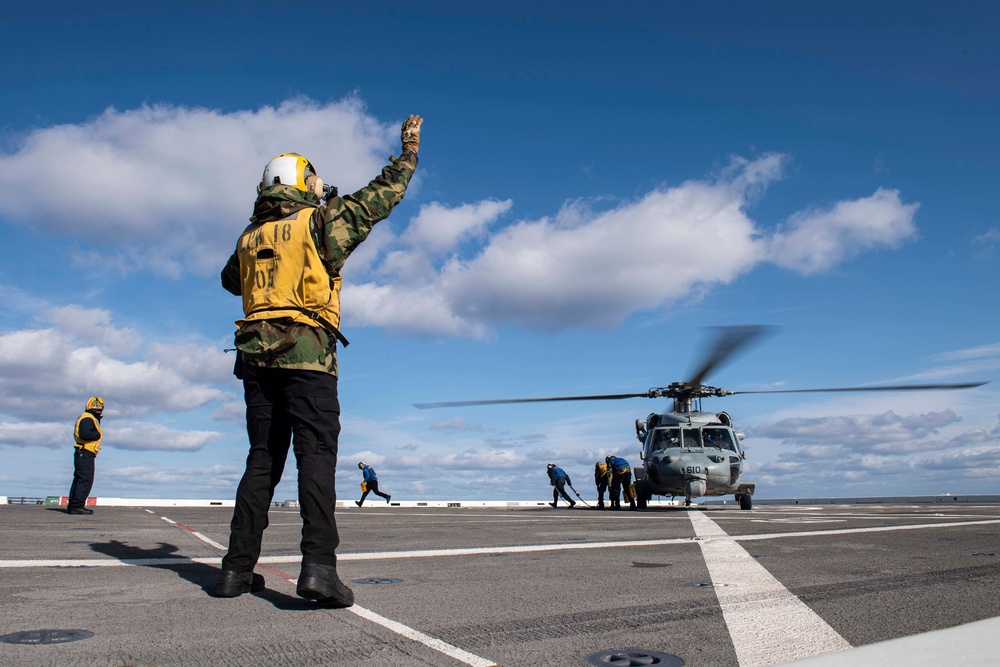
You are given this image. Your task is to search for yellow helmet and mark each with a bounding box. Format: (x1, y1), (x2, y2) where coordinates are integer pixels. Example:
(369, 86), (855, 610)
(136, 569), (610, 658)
(259, 153), (317, 192)
(86, 397), (105, 413)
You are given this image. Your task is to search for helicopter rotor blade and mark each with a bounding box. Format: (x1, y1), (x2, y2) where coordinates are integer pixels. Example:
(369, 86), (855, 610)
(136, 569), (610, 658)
(729, 381), (988, 396)
(686, 325), (775, 388)
(413, 392), (652, 409)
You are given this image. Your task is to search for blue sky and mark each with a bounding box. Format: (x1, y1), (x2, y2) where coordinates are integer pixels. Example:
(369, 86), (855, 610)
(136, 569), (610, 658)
(1, 1), (997, 502)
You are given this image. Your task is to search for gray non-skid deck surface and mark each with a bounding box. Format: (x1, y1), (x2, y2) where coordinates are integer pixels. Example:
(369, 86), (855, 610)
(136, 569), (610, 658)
(2, 503), (999, 666)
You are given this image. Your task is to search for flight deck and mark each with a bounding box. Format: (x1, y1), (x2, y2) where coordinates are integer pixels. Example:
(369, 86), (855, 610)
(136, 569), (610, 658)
(2, 501), (999, 666)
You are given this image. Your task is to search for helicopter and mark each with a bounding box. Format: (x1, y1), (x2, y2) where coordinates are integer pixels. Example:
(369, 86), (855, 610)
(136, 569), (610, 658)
(414, 326), (987, 510)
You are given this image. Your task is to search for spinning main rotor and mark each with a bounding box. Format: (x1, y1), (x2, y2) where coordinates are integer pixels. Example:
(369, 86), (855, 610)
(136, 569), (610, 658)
(413, 326), (986, 410)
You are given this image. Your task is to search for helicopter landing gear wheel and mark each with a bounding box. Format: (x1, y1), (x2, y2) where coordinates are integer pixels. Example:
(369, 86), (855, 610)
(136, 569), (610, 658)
(684, 497), (692, 507)
(738, 494), (752, 510)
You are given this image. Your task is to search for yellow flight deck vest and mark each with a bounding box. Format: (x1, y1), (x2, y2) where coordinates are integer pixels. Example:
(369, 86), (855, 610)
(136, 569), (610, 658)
(74, 413), (103, 455)
(595, 463), (609, 483)
(236, 207), (342, 335)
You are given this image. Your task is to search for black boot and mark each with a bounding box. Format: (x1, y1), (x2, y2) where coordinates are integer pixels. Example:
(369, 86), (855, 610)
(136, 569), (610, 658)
(297, 562), (354, 608)
(213, 570), (265, 597)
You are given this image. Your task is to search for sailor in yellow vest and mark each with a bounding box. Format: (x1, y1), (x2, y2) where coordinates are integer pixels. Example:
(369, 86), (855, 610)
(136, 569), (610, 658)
(214, 115), (422, 605)
(67, 397), (104, 515)
(594, 461), (610, 510)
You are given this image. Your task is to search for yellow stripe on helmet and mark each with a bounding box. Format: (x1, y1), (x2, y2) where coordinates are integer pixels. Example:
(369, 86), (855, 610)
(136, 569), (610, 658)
(260, 153), (316, 192)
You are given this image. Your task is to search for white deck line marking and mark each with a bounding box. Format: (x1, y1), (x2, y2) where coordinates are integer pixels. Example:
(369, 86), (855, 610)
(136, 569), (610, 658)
(255, 566), (501, 666)
(349, 605), (499, 667)
(0, 557), (222, 568)
(690, 511), (851, 667)
(152, 512), (227, 550)
(155, 510), (504, 667)
(335, 537), (695, 560)
(188, 531), (227, 550)
(732, 517), (1000, 542)
(4, 516), (1000, 569)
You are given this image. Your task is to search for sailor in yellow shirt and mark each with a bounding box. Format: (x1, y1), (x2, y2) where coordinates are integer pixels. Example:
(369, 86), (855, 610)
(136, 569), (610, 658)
(68, 397), (104, 515)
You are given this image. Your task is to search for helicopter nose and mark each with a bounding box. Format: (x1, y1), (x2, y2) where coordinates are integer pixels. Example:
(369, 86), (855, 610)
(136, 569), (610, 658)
(685, 478), (707, 498)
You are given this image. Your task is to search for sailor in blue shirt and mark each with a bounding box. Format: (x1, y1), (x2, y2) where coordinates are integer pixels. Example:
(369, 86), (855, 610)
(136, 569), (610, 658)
(546, 463), (576, 508)
(356, 462), (392, 506)
(605, 455), (635, 510)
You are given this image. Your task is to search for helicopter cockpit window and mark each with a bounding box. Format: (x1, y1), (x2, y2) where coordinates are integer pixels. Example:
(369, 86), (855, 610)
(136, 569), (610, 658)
(703, 427), (738, 452)
(649, 427), (680, 451)
(681, 428), (703, 448)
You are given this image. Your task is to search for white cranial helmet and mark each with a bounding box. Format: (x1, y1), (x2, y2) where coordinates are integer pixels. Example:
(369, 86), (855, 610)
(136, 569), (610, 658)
(259, 153), (316, 192)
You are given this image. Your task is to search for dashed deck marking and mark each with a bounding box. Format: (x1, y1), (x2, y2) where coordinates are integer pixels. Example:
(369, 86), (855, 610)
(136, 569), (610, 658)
(690, 510), (851, 667)
(350, 604), (501, 667)
(145, 508), (227, 550)
(153, 511), (503, 667)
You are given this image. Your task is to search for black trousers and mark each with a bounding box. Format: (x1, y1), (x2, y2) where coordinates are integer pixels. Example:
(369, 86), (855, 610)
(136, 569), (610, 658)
(552, 478), (573, 504)
(596, 480), (608, 504)
(359, 478), (390, 505)
(610, 468), (632, 507)
(222, 365), (341, 572)
(68, 449), (95, 509)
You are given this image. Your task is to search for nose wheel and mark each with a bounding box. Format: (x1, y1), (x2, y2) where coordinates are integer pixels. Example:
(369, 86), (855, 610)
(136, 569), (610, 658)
(737, 493), (752, 510)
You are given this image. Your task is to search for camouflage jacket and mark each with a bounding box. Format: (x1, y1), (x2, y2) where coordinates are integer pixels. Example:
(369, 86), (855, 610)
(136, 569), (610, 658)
(222, 150), (418, 376)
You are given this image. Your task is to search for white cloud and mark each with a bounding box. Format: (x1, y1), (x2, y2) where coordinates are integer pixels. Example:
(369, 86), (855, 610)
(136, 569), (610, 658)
(767, 187), (919, 273)
(147, 342), (234, 385)
(402, 199), (513, 255)
(101, 464), (243, 493)
(973, 227), (999, 259)
(751, 409), (961, 452)
(345, 156), (919, 337)
(0, 422), (68, 449)
(0, 322), (230, 421)
(41, 305), (142, 356)
(0, 419), (222, 452)
(749, 405), (1000, 496)
(0, 99), (922, 338)
(109, 422), (223, 452)
(0, 96), (398, 277)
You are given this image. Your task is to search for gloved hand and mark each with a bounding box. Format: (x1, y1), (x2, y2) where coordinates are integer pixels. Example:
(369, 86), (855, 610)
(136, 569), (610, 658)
(401, 114), (423, 154)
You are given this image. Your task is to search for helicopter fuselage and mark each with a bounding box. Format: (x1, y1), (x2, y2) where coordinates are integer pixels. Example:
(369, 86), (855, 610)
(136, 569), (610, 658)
(634, 409), (754, 509)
